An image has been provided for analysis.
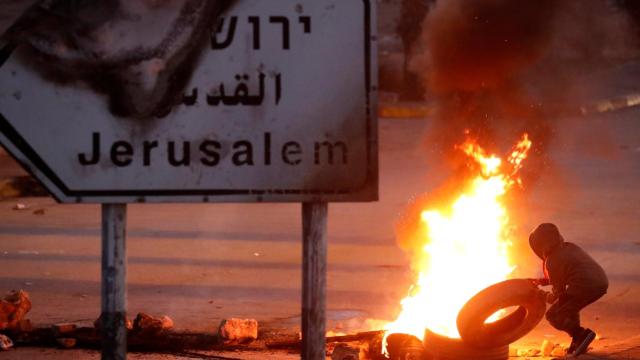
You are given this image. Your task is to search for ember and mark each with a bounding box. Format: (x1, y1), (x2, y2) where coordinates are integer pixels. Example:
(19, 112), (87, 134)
(383, 134), (532, 353)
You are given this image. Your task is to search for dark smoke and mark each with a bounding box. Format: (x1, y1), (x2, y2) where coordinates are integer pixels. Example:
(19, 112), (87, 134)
(420, 0), (558, 163)
(396, 0), (637, 262)
(413, 0), (636, 164)
(426, 0), (558, 94)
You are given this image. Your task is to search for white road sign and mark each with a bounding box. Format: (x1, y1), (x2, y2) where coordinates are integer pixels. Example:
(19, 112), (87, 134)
(0, 0), (377, 203)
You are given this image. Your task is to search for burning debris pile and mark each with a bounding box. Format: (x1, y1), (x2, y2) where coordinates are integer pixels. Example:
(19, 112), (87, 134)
(379, 135), (539, 360)
(385, 134), (532, 341)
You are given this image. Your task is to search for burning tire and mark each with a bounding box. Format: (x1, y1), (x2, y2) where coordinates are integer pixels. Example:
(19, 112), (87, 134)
(456, 279), (546, 348)
(423, 330), (508, 360)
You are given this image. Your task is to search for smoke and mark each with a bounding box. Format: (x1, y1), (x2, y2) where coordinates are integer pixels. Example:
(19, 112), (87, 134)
(395, 0), (638, 265)
(412, 0), (558, 171)
(412, 0), (636, 164)
(426, 0), (557, 94)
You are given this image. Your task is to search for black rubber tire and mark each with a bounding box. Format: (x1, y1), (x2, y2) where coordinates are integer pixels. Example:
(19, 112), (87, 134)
(456, 279), (547, 348)
(423, 330), (508, 360)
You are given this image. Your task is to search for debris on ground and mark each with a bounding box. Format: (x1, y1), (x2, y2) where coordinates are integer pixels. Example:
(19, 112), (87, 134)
(133, 313), (173, 335)
(541, 339), (554, 356)
(12, 203), (28, 210)
(32, 208), (45, 215)
(550, 345), (568, 357)
(0, 290), (32, 330)
(218, 318), (258, 342)
(510, 342), (570, 358)
(330, 342), (361, 360)
(94, 313), (133, 331)
(0, 334), (13, 351)
(509, 346), (519, 357)
(52, 323), (77, 337)
(384, 333), (425, 360)
(160, 316), (174, 329)
(517, 347), (541, 357)
(56, 337), (77, 349)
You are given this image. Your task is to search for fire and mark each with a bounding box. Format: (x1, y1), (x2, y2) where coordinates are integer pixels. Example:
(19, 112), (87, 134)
(384, 134), (532, 345)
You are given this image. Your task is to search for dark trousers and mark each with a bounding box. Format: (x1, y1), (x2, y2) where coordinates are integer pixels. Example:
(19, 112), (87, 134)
(545, 289), (606, 337)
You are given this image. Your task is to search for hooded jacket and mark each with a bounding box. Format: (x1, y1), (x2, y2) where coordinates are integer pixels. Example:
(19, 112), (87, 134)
(530, 223), (608, 296)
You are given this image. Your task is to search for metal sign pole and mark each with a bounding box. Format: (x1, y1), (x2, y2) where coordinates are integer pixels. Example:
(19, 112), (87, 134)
(101, 203), (128, 360)
(301, 202), (328, 360)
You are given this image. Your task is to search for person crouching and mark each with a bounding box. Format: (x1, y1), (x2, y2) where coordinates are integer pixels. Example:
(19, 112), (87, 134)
(529, 223), (608, 356)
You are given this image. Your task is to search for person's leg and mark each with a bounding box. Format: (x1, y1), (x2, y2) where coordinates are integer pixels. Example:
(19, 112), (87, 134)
(546, 293), (589, 354)
(545, 294), (583, 337)
(546, 290), (606, 354)
(569, 289), (607, 355)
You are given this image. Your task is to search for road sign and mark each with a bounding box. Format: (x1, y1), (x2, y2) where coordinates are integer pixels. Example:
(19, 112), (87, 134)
(0, 0), (377, 203)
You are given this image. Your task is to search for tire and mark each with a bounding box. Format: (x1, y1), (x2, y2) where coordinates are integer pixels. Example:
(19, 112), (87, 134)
(423, 330), (508, 360)
(456, 279), (547, 348)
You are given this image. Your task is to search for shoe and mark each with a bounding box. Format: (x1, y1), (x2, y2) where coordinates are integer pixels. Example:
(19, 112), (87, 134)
(568, 336), (579, 354)
(573, 328), (596, 356)
(568, 328), (585, 354)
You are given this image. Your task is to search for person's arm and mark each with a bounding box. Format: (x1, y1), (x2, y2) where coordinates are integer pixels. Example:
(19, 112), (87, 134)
(545, 257), (567, 296)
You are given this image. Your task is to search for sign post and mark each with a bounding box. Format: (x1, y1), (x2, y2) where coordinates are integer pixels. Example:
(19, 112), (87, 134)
(101, 204), (128, 360)
(302, 202), (328, 359)
(0, 1), (376, 359)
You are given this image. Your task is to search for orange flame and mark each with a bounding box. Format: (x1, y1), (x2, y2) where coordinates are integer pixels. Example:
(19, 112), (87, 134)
(383, 134), (532, 351)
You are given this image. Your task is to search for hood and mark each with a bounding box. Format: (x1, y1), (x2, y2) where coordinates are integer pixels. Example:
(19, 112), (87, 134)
(529, 223), (564, 260)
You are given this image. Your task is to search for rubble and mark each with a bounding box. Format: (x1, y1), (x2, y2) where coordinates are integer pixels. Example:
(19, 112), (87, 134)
(133, 313), (173, 335)
(94, 313), (133, 331)
(56, 337), (77, 349)
(550, 345), (568, 357)
(541, 339), (554, 356)
(331, 342), (361, 360)
(12, 203), (28, 210)
(510, 342), (569, 358)
(0, 290), (32, 330)
(218, 318), (258, 342)
(0, 334), (13, 351)
(517, 348), (541, 357)
(52, 323), (77, 338)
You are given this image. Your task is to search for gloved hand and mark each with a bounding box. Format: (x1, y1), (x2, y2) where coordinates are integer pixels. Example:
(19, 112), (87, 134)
(545, 291), (558, 304)
(535, 289), (557, 304)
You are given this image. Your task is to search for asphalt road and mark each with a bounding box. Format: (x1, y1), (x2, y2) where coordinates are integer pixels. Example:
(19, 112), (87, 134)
(1, 104), (639, 356)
